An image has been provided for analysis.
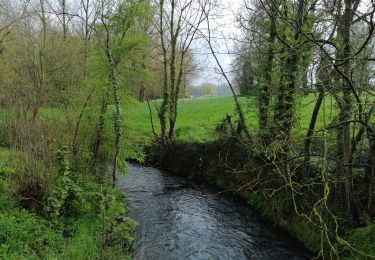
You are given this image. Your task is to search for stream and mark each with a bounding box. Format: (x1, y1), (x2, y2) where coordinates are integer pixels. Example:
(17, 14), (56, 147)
(117, 164), (308, 260)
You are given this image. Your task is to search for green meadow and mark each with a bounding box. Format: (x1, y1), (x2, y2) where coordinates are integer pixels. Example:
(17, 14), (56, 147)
(126, 94), (340, 143)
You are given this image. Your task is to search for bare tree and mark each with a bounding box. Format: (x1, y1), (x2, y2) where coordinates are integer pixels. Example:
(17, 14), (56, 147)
(200, 3), (251, 141)
(156, 0), (211, 143)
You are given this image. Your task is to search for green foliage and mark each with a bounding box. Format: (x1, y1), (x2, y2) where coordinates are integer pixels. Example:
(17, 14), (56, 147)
(0, 148), (27, 176)
(102, 209), (137, 255)
(215, 113), (236, 137)
(101, 104), (146, 166)
(45, 146), (83, 218)
(175, 126), (193, 138)
(246, 194), (270, 216)
(0, 147), (135, 259)
(341, 223), (375, 259)
(0, 210), (62, 259)
(95, 0), (153, 62)
(287, 221), (321, 253)
(48, 218), (100, 260)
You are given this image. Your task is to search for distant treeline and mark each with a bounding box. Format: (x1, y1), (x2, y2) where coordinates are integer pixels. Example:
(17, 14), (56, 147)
(188, 82), (234, 97)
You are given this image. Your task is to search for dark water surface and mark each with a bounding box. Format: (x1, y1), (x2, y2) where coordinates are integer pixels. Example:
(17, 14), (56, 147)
(117, 164), (308, 260)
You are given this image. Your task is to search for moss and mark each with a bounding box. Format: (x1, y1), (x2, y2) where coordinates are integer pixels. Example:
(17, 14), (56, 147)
(287, 221), (321, 253)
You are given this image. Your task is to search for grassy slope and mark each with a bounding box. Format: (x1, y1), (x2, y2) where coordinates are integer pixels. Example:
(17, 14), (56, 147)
(0, 148), (135, 259)
(126, 94), (338, 142)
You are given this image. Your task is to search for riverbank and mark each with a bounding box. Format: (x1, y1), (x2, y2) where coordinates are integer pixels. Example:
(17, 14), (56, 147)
(146, 140), (375, 259)
(0, 147), (136, 259)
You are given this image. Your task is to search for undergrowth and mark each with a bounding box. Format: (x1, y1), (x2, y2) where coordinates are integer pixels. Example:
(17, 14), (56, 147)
(0, 148), (136, 259)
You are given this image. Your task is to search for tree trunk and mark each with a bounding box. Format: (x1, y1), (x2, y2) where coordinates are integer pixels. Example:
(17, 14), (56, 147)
(72, 92), (92, 158)
(158, 0), (169, 144)
(33, 0), (47, 123)
(367, 129), (375, 217)
(91, 95), (108, 172)
(107, 53), (122, 187)
(259, 2), (276, 144)
(302, 53), (330, 179)
(273, 0), (305, 174)
(91, 94), (108, 171)
(168, 0), (177, 141)
(61, 0), (67, 40)
(302, 87), (324, 179)
(336, 0), (359, 224)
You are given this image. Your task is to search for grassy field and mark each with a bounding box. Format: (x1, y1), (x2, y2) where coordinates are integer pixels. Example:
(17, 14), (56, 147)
(0, 93), (346, 145)
(6, 94), (339, 144)
(126, 94), (340, 143)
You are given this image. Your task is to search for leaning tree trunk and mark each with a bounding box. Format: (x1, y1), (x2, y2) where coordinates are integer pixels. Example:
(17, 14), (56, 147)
(72, 92), (92, 158)
(302, 86), (324, 179)
(302, 53), (330, 179)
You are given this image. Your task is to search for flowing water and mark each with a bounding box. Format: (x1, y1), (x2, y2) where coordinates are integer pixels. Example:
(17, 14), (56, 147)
(117, 164), (308, 260)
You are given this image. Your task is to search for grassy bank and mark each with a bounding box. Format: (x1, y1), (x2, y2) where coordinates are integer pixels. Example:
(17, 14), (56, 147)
(0, 147), (136, 259)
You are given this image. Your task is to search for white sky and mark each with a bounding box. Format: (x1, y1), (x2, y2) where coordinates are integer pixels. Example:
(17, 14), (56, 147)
(191, 0), (242, 86)
(191, 0), (374, 86)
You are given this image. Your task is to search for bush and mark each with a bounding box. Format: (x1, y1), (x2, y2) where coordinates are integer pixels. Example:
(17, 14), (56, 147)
(102, 208), (137, 255)
(45, 146), (84, 218)
(0, 146), (136, 259)
(45, 173), (83, 218)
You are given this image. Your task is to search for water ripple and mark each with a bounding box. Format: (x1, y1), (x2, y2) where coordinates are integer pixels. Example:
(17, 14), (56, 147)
(117, 164), (308, 260)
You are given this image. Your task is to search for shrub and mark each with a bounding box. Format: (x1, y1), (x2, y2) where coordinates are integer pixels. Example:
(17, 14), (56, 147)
(102, 208), (137, 254)
(45, 146), (83, 218)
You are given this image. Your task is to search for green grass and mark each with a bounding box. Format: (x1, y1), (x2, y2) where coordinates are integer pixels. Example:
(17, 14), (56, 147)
(0, 93), (343, 145)
(126, 96), (248, 142)
(0, 148), (135, 259)
(126, 94), (340, 142)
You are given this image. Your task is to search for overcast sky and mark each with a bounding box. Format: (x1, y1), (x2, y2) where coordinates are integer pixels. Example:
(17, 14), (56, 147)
(191, 0), (373, 86)
(191, 0), (243, 86)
